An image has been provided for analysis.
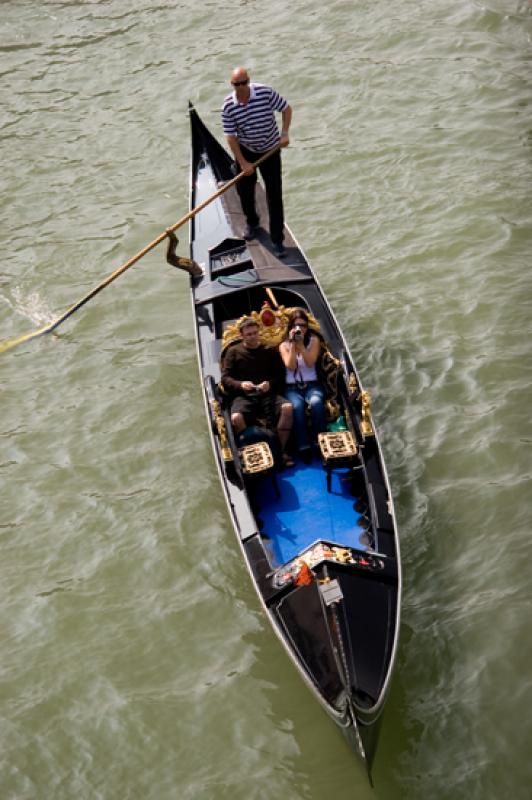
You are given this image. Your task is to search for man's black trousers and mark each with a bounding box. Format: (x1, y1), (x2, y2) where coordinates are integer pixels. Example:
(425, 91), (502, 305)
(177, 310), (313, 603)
(235, 144), (284, 246)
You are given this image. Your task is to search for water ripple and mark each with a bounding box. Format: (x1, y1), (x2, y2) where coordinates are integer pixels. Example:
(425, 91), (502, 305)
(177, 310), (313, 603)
(1, 1), (531, 799)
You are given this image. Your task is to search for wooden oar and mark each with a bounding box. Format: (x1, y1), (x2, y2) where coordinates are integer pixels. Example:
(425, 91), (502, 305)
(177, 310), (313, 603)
(0, 144), (280, 355)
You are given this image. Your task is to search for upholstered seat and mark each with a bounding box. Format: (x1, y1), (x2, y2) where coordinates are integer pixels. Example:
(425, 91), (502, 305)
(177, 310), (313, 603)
(318, 430), (359, 493)
(239, 440), (280, 497)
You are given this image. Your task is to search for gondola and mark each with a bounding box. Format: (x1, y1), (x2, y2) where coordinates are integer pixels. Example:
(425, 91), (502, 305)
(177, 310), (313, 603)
(183, 105), (401, 778)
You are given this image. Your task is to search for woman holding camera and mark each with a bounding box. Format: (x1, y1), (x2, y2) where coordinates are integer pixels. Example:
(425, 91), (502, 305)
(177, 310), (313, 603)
(279, 308), (327, 462)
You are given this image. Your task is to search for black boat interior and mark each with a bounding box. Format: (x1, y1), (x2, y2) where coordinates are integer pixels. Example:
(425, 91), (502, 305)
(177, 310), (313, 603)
(210, 287), (392, 567)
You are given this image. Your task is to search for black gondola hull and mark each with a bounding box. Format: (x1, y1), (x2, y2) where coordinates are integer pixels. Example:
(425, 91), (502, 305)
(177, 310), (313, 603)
(186, 106), (401, 776)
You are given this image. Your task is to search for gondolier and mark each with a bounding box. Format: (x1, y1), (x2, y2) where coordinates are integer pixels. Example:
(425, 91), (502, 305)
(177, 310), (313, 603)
(222, 66), (292, 258)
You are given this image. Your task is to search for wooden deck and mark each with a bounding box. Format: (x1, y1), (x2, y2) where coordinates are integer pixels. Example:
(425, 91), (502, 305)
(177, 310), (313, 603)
(192, 180), (313, 305)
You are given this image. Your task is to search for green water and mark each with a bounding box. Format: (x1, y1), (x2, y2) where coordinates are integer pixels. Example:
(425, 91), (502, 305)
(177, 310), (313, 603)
(1, 1), (532, 798)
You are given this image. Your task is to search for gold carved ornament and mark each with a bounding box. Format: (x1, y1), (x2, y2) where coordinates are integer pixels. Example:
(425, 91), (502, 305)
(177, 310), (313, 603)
(211, 399), (233, 461)
(221, 303), (321, 353)
(348, 372), (358, 395)
(360, 390), (374, 437)
(318, 346), (342, 421)
(348, 371), (374, 438)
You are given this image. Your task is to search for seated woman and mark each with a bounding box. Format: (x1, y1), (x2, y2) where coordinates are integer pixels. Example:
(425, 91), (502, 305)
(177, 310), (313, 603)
(279, 308), (327, 462)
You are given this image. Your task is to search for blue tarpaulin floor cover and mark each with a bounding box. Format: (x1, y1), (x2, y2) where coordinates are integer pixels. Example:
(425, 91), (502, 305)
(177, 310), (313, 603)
(253, 456), (369, 566)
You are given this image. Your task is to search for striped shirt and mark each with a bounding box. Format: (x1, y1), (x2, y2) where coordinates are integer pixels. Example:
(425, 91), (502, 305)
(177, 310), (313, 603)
(222, 83), (288, 153)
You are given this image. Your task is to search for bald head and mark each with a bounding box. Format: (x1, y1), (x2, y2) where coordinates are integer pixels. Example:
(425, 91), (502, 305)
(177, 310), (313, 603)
(230, 66), (250, 88)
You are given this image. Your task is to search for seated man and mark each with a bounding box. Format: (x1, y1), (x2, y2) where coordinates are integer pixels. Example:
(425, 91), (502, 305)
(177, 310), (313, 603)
(221, 317), (294, 466)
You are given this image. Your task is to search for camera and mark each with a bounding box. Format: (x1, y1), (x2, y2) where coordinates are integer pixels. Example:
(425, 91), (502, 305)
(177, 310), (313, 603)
(293, 326), (303, 340)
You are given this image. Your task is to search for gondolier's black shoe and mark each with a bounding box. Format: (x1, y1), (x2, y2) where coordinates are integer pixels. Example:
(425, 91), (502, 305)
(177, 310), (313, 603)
(243, 223), (259, 240)
(273, 243), (286, 258)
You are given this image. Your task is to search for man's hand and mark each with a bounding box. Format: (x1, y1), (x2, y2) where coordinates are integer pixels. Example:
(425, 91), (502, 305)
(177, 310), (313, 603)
(256, 381), (270, 393)
(239, 158), (255, 176)
(280, 132), (290, 148)
(241, 381), (256, 392)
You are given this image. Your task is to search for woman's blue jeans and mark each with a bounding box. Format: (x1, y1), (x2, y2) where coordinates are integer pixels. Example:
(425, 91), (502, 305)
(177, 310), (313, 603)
(285, 381), (327, 452)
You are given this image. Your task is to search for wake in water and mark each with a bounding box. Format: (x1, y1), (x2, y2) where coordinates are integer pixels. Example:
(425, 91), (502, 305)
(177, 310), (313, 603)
(2, 287), (56, 327)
